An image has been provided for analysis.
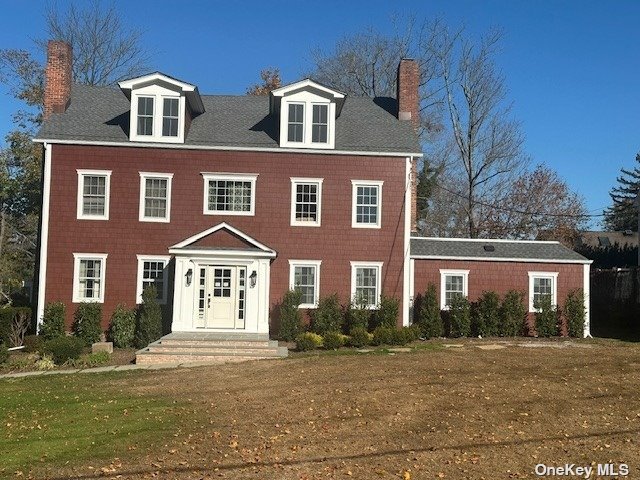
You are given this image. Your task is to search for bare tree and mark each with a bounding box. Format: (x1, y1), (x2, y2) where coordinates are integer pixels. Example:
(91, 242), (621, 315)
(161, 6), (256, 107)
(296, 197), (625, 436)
(41, 0), (149, 86)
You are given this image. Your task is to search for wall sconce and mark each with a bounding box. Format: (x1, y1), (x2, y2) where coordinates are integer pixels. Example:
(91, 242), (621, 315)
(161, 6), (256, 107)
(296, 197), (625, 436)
(185, 268), (193, 286)
(249, 270), (257, 288)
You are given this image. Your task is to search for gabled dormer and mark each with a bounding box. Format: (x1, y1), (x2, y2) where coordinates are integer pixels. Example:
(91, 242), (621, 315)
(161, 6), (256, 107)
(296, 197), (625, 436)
(270, 79), (345, 150)
(118, 72), (205, 144)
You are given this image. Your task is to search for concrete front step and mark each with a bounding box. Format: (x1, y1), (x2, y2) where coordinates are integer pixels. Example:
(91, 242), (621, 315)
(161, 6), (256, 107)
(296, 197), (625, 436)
(135, 332), (288, 365)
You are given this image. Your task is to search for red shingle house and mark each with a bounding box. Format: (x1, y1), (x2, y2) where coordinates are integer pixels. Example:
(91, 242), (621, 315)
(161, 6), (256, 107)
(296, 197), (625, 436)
(33, 41), (592, 354)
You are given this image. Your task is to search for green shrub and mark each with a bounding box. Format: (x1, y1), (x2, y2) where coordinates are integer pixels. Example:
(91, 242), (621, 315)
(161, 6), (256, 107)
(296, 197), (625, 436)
(499, 290), (527, 336)
(472, 291), (500, 337)
(23, 334), (42, 353)
(417, 284), (443, 338)
(534, 296), (559, 337)
(371, 326), (394, 346)
(347, 295), (371, 331)
(83, 351), (111, 367)
(564, 289), (585, 338)
(311, 294), (343, 335)
(0, 308), (13, 344)
(323, 330), (345, 350)
(135, 285), (163, 349)
(35, 356), (55, 371)
(407, 324), (422, 341)
(41, 302), (66, 340)
(277, 289), (304, 341)
(40, 336), (85, 364)
(0, 344), (9, 364)
(390, 327), (413, 346)
(348, 326), (370, 347)
(295, 332), (323, 351)
(72, 303), (103, 346)
(448, 295), (471, 337)
(108, 304), (136, 348)
(374, 295), (399, 329)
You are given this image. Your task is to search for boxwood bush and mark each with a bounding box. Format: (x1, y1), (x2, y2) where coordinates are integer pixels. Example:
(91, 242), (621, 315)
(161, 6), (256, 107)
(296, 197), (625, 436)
(323, 330), (345, 350)
(108, 304), (136, 348)
(348, 326), (370, 347)
(295, 332), (323, 351)
(371, 326), (394, 346)
(277, 289), (303, 341)
(72, 303), (103, 345)
(40, 336), (85, 364)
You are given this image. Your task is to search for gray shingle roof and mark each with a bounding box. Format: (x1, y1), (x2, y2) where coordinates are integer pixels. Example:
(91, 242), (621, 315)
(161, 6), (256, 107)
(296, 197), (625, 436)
(35, 84), (422, 154)
(410, 238), (590, 263)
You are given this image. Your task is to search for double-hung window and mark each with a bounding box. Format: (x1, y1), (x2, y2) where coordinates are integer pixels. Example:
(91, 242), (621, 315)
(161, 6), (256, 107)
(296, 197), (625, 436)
(72, 253), (108, 303)
(137, 255), (170, 304)
(77, 169), (111, 220)
(290, 178), (323, 226)
(162, 98), (179, 137)
(139, 172), (173, 222)
(439, 269), (469, 309)
(312, 104), (328, 143)
(528, 272), (558, 312)
(352, 180), (383, 228)
(350, 262), (383, 308)
(202, 173), (258, 216)
(137, 96), (154, 136)
(289, 260), (321, 308)
(288, 104), (304, 142)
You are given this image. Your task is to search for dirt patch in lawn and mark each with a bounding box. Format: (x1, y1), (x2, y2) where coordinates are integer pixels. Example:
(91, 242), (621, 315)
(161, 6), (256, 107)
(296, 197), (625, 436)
(17, 340), (640, 479)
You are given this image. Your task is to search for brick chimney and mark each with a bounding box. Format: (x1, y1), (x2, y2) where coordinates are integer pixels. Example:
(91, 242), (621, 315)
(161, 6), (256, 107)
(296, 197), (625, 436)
(397, 58), (420, 232)
(44, 40), (72, 120)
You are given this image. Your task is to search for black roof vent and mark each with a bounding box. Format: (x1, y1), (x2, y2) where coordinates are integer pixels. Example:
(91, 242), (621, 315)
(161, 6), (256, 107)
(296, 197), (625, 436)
(598, 236), (611, 247)
(483, 245), (495, 252)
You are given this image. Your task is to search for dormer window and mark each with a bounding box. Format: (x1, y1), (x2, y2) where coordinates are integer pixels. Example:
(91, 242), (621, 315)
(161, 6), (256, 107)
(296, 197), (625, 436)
(119, 72), (205, 144)
(270, 79), (345, 150)
(137, 97), (154, 136)
(162, 98), (179, 137)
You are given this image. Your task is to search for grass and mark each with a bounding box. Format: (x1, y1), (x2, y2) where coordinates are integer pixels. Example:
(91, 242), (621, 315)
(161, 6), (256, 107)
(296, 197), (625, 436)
(0, 372), (180, 475)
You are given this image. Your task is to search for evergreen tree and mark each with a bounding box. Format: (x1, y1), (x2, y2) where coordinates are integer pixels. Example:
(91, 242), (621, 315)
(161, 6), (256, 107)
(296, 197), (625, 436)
(604, 154), (640, 231)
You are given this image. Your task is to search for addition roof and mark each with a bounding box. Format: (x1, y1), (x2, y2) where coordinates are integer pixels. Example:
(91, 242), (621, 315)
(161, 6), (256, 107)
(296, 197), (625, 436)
(410, 237), (591, 264)
(35, 83), (422, 155)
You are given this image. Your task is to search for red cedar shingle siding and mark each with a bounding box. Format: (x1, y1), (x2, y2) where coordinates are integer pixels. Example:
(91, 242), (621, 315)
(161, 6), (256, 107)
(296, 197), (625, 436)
(413, 259), (584, 336)
(46, 144), (408, 329)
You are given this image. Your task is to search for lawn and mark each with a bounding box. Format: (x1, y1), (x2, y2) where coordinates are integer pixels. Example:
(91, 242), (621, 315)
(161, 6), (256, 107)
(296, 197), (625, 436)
(1, 339), (639, 479)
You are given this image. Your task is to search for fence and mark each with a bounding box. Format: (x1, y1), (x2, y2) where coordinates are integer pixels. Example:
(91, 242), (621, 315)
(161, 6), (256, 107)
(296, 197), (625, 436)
(590, 267), (640, 340)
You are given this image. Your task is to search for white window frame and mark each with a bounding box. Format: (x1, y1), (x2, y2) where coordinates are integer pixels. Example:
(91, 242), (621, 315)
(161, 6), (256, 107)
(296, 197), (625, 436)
(350, 261), (383, 309)
(136, 255), (171, 305)
(288, 260), (322, 309)
(72, 253), (108, 303)
(311, 103), (329, 144)
(351, 180), (383, 229)
(439, 269), (470, 310)
(129, 85), (186, 143)
(76, 169), (112, 221)
(161, 97), (180, 138)
(286, 102), (305, 143)
(139, 172), (173, 223)
(290, 177), (323, 227)
(528, 271), (559, 312)
(201, 173), (258, 216)
(279, 92), (335, 149)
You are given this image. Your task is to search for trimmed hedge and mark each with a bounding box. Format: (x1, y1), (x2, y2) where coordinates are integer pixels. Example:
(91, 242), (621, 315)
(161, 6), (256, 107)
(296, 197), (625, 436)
(40, 336), (85, 364)
(296, 332), (323, 351)
(374, 295), (399, 329)
(310, 294), (343, 335)
(41, 302), (66, 340)
(72, 303), (103, 346)
(348, 326), (370, 347)
(108, 304), (136, 348)
(323, 331), (345, 350)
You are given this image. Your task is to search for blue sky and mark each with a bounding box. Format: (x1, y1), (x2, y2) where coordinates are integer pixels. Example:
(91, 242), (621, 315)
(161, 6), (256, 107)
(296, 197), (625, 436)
(1, 0), (639, 227)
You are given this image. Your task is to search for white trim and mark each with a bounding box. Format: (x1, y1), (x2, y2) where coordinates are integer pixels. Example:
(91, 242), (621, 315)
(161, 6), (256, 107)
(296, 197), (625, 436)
(410, 254), (592, 265)
(527, 271), (559, 313)
(290, 177), (323, 227)
(169, 248), (276, 259)
(411, 236), (562, 244)
(76, 169), (112, 220)
(402, 157), (412, 326)
(136, 255), (171, 304)
(33, 138), (423, 158)
(72, 253), (108, 303)
(201, 173), (258, 216)
(288, 260), (322, 308)
(170, 222), (274, 254)
(351, 180), (384, 229)
(36, 143), (53, 330)
(279, 94), (336, 149)
(583, 263), (591, 338)
(439, 269), (470, 310)
(350, 261), (384, 308)
(270, 78), (345, 98)
(118, 72), (197, 92)
(138, 172), (174, 222)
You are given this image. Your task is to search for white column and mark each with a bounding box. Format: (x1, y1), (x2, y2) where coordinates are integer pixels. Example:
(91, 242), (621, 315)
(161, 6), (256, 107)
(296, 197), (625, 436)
(583, 263), (591, 338)
(36, 143), (53, 332)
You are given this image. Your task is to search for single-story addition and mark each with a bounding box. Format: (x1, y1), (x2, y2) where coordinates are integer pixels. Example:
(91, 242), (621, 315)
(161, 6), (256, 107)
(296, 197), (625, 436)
(409, 237), (592, 337)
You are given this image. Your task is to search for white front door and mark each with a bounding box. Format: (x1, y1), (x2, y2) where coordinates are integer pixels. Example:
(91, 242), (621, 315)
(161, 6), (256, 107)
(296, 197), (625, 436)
(196, 265), (246, 329)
